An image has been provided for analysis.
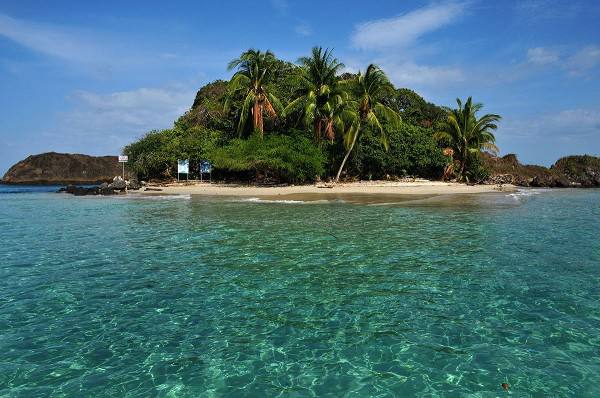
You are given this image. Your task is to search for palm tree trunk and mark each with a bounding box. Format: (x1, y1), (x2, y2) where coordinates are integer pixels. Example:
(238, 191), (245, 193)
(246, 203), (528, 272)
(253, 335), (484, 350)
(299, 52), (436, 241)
(313, 119), (322, 142)
(335, 131), (359, 183)
(253, 101), (263, 137)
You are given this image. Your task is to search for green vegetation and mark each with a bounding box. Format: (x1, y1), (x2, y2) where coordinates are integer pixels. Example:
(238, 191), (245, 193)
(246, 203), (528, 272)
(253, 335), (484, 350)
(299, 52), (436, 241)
(209, 134), (325, 183)
(124, 47), (502, 183)
(335, 64), (401, 182)
(434, 97), (500, 181)
(225, 50), (283, 137)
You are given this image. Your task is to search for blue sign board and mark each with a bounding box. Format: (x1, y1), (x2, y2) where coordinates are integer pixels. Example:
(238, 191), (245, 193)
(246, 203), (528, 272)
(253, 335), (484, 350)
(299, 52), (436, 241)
(200, 161), (212, 174)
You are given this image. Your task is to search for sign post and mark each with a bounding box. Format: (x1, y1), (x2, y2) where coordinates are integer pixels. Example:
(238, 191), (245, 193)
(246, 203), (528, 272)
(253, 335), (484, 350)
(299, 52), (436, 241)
(118, 155), (128, 180)
(177, 160), (189, 181)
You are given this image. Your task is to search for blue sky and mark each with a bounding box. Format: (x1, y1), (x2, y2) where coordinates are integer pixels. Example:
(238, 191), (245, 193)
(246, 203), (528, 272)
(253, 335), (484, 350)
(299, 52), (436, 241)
(1, 0), (599, 174)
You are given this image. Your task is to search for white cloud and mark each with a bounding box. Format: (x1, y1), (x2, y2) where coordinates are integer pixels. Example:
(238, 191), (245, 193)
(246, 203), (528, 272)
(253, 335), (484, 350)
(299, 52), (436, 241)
(383, 61), (465, 87)
(566, 45), (600, 76)
(351, 2), (466, 50)
(294, 23), (312, 36)
(0, 12), (103, 62)
(270, 0), (289, 15)
(503, 108), (600, 139)
(54, 85), (196, 152)
(498, 107), (600, 164)
(526, 47), (559, 65)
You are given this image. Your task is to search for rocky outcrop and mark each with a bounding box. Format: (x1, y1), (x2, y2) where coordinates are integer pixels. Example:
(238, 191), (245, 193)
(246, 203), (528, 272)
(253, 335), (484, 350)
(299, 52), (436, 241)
(552, 155), (600, 187)
(2, 152), (129, 185)
(483, 153), (600, 188)
(58, 176), (142, 196)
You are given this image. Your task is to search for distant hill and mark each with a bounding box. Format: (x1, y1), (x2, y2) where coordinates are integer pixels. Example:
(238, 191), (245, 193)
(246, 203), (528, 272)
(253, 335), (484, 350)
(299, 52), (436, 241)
(2, 152), (124, 185)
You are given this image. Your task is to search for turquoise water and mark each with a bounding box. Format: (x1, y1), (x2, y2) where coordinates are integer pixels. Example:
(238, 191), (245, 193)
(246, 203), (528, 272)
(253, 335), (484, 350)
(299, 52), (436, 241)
(0, 189), (599, 397)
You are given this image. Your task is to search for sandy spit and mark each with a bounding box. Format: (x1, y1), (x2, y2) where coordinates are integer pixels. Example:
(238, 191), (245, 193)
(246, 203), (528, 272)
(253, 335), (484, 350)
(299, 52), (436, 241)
(138, 180), (516, 199)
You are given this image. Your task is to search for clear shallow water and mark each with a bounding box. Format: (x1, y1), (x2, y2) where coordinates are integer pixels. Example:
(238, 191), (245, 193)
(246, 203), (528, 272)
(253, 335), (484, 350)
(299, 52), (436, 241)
(0, 189), (599, 397)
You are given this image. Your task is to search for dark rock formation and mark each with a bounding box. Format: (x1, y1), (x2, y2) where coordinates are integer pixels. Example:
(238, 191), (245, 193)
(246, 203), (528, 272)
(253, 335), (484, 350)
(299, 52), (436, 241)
(58, 176), (141, 196)
(111, 178), (127, 190)
(483, 153), (600, 188)
(58, 185), (110, 196)
(552, 155), (600, 187)
(2, 152), (128, 185)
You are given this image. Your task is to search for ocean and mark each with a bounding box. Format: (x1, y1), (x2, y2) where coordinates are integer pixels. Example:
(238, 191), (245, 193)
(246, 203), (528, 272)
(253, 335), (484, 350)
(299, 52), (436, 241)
(1, 186), (599, 396)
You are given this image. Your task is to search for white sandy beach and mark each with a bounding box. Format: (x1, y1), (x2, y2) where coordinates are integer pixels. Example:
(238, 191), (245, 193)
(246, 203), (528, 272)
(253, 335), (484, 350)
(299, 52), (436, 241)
(139, 180), (516, 199)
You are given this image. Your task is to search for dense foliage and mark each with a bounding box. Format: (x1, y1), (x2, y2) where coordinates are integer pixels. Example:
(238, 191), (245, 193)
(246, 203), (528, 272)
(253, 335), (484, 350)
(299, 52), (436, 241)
(123, 47), (501, 183)
(209, 134), (325, 183)
(434, 97), (500, 180)
(123, 125), (223, 179)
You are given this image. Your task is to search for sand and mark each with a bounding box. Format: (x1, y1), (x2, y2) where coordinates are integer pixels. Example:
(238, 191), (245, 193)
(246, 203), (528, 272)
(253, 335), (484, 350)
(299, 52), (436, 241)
(138, 180), (516, 201)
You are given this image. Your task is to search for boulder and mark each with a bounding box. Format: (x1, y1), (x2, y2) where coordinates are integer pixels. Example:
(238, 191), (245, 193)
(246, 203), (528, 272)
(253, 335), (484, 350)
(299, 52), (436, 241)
(110, 179), (127, 190)
(128, 179), (141, 190)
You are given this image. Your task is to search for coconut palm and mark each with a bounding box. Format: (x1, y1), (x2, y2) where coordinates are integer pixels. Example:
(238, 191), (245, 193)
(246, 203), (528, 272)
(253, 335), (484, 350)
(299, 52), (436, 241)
(334, 64), (401, 182)
(434, 97), (501, 178)
(283, 47), (349, 143)
(225, 49), (283, 137)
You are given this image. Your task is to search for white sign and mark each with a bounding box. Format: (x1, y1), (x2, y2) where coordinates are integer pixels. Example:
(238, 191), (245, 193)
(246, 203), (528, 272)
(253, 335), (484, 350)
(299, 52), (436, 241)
(178, 159), (189, 174)
(118, 155), (128, 162)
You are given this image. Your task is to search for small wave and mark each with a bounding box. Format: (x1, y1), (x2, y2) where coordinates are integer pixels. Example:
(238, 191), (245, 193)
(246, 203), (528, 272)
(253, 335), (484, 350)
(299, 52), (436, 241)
(507, 188), (548, 199)
(237, 197), (309, 204)
(124, 194), (191, 201)
(233, 197), (339, 204)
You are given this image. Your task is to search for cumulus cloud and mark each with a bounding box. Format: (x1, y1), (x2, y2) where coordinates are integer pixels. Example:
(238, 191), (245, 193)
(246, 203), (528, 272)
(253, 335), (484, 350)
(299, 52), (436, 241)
(40, 85), (196, 157)
(351, 2), (466, 50)
(526, 47), (560, 65)
(65, 86), (194, 135)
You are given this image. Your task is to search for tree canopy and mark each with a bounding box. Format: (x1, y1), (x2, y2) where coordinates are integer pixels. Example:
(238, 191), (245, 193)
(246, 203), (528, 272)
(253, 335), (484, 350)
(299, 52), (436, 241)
(124, 48), (500, 183)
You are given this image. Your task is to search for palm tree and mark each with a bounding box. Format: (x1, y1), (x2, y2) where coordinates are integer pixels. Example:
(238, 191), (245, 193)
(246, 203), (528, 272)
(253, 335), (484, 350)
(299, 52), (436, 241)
(225, 49), (283, 137)
(434, 97), (501, 178)
(283, 47), (349, 143)
(334, 64), (401, 182)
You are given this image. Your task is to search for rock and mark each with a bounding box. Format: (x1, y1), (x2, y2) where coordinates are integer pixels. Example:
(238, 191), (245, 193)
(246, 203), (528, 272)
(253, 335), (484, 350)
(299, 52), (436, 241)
(99, 186), (115, 195)
(483, 152), (600, 188)
(1, 152), (130, 185)
(69, 186), (99, 196)
(128, 179), (141, 190)
(99, 182), (109, 189)
(554, 175), (571, 188)
(110, 179), (127, 190)
(486, 174), (514, 185)
(552, 155), (600, 187)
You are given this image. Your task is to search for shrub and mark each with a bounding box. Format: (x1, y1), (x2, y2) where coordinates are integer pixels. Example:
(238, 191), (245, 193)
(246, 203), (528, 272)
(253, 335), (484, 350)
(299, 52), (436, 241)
(350, 123), (446, 179)
(124, 126), (224, 179)
(208, 134), (325, 183)
(463, 153), (491, 183)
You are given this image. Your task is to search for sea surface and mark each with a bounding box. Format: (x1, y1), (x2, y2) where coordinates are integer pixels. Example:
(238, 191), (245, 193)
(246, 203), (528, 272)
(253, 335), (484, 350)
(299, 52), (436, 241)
(1, 185), (599, 397)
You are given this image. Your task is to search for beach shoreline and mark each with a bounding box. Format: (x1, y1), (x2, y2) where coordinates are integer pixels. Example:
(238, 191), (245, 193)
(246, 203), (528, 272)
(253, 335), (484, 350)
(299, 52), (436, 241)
(138, 180), (517, 199)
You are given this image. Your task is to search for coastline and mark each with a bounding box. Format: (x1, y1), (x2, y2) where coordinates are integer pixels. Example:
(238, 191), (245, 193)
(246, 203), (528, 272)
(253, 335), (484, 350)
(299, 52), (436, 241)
(137, 180), (517, 199)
